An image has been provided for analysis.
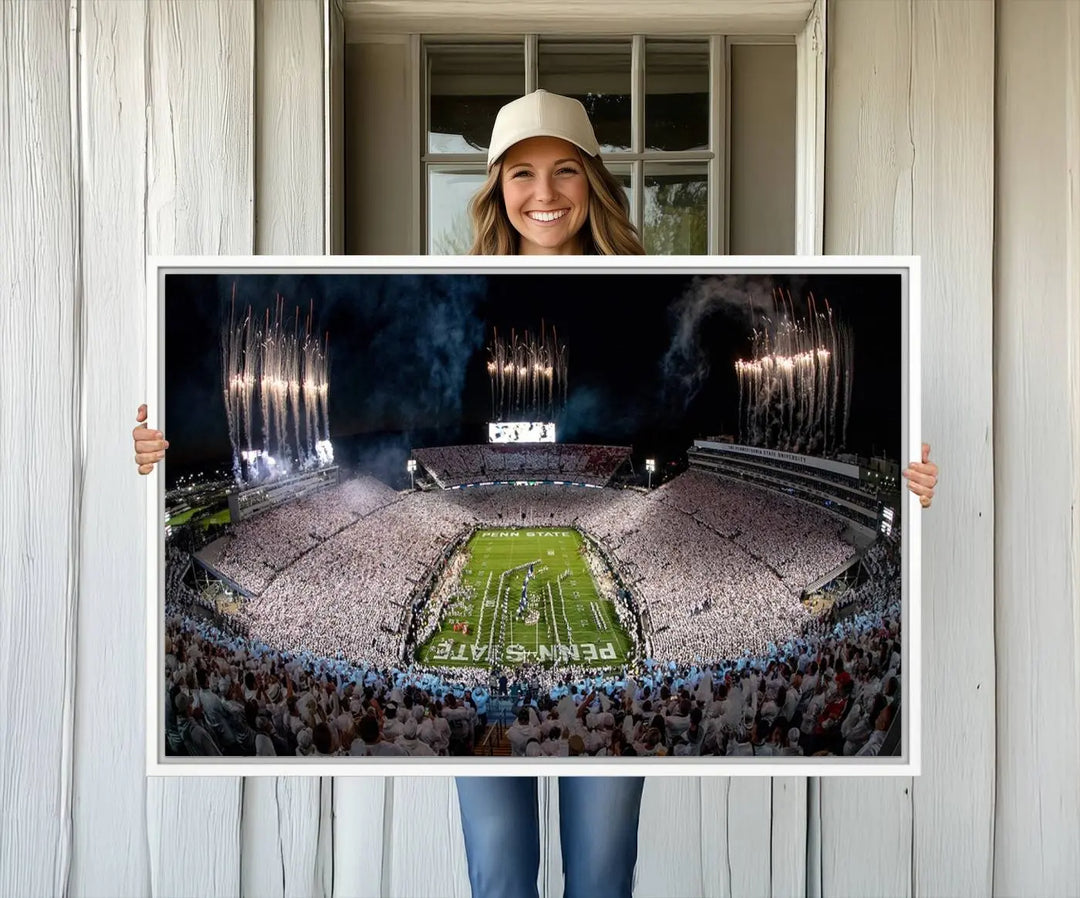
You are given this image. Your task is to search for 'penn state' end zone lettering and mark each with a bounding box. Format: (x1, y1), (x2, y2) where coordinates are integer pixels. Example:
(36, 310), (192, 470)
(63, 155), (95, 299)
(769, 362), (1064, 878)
(505, 643), (617, 663)
(430, 642), (617, 663)
(479, 530), (572, 538)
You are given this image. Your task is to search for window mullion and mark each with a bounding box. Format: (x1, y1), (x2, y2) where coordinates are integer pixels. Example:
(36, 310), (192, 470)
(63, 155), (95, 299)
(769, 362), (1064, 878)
(420, 39), (430, 253)
(631, 34), (645, 234)
(525, 34), (538, 92)
(709, 35), (726, 256)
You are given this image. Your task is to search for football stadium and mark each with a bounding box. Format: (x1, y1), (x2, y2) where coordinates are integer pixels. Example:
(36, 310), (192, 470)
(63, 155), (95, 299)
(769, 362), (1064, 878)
(163, 273), (904, 761)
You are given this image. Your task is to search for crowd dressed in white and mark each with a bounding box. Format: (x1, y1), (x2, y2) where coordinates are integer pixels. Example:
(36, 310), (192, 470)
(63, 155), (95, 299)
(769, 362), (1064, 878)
(164, 542), (901, 759)
(412, 444), (630, 488)
(206, 469), (854, 669)
(165, 466), (899, 758)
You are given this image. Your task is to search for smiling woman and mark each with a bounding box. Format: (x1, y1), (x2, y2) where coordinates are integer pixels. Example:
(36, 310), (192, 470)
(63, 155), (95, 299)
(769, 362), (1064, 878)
(466, 89), (646, 256)
(501, 138), (592, 254)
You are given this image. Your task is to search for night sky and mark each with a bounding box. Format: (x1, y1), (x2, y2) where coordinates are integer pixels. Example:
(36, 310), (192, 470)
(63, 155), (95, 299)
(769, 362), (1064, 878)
(163, 272), (902, 490)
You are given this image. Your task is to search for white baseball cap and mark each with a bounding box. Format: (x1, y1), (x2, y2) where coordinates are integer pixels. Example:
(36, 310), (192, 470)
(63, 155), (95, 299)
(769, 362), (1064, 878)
(486, 89), (601, 169)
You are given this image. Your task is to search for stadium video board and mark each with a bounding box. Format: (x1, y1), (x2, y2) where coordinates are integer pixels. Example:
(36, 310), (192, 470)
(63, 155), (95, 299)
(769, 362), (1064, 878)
(489, 422), (557, 443)
(146, 256), (922, 778)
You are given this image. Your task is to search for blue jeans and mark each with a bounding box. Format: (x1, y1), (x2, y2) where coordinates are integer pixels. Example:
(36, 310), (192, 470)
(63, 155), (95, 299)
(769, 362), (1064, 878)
(455, 776), (645, 898)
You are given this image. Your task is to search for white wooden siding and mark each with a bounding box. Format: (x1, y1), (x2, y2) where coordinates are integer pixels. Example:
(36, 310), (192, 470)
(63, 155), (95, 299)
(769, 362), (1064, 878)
(0, 2), (78, 897)
(908, 3), (997, 894)
(71, 1), (153, 895)
(143, 1), (253, 892)
(823, 2), (996, 896)
(994, 1), (1080, 894)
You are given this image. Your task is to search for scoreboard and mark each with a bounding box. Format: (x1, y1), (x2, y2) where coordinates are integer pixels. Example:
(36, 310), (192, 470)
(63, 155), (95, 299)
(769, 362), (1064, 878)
(488, 421), (556, 443)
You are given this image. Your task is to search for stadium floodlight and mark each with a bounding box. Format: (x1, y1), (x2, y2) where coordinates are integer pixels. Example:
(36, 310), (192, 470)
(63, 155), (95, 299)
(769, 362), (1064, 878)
(645, 458), (656, 490)
(407, 458), (417, 489)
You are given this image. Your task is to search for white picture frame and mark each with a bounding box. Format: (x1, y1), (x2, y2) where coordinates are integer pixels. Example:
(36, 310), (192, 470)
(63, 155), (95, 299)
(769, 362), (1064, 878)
(146, 254), (920, 777)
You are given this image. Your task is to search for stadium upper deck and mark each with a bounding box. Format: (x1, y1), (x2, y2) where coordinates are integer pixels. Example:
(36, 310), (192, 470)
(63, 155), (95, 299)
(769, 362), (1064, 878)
(413, 443), (631, 489)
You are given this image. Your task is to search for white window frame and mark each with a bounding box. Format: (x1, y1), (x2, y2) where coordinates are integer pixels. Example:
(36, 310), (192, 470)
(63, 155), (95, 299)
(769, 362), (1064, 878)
(340, 0), (826, 256)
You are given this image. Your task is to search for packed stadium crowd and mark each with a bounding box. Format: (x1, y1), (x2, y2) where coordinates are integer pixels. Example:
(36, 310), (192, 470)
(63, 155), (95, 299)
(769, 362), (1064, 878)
(413, 444), (630, 488)
(162, 461), (906, 758)
(183, 468), (857, 671)
(162, 555), (901, 759)
(830, 542), (901, 618)
(238, 495), (475, 662)
(655, 470), (853, 587)
(213, 476), (401, 593)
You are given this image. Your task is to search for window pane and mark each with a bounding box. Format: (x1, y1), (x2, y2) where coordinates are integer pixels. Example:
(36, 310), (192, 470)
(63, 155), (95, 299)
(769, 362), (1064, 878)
(428, 168), (487, 254)
(428, 44), (524, 154)
(605, 163), (633, 213)
(538, 41), (631, 153)
(643, 164), (708, 255)
(645, 40), (710, 151)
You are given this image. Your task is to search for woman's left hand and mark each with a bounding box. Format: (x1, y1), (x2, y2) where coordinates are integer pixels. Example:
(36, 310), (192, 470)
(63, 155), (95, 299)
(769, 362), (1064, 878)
(902, 442), (938, 509)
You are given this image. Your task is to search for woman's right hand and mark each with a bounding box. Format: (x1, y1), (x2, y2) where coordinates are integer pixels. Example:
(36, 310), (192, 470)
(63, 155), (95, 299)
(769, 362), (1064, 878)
(133, 403), (169, 475)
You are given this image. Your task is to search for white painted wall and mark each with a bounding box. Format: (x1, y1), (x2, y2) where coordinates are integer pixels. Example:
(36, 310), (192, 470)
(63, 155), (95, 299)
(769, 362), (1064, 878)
(2, 1), (1077, 896)
(729, 43), (797, 254)
(345, 39), (417, 254)
(994, 1), (1080, 894)
(823, 2), (998, 896)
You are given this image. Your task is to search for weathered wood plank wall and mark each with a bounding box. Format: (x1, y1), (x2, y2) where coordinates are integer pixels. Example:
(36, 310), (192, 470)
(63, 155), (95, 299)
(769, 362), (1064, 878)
(823, 2), (996, 897)
(994, 1), (1080, 895)
(0, 3), (79, 895)
(142, 1), (253, 892)
(72, 1), (152, 895)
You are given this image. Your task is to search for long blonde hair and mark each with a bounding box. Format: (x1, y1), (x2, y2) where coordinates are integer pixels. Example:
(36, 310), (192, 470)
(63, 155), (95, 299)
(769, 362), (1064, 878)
(468, 151), (646, 256)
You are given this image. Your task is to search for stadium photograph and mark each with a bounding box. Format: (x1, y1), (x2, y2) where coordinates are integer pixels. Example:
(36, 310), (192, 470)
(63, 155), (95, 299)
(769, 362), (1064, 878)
(156, 264), (910, 766)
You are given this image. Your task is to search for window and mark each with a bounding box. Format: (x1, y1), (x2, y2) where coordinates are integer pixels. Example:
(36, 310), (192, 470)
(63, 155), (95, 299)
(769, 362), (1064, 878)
(423, 35), (792, 256)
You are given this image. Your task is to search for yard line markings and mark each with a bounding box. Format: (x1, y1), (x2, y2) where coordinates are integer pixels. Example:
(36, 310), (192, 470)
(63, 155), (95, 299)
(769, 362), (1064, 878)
(475, 571), (494, 647)
(491, 568), (507, 661)
(420, 527), (633, 668)
(556, 577), (573, 642)
(544, 583), (561, 652)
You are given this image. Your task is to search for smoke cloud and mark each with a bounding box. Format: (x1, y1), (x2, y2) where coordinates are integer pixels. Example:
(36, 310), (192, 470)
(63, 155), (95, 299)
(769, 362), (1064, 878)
(338, 274), (488, 432)
(660, 275), (802, 408)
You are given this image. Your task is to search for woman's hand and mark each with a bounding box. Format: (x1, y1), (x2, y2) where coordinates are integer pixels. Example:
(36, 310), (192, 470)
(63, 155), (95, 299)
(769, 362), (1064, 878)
(901, 442), (938, 509)
(133, 403), (169, 475)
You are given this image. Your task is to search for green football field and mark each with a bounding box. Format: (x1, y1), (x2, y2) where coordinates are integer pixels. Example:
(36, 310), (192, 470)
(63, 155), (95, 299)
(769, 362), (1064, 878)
(415, 527), (634, 670)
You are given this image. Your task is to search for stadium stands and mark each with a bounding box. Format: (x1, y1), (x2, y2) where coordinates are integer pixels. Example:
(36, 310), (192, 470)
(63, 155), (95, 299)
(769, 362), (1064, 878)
(414, 444), (631, 488)
(163, 454), (904, 760)
(193, 466), (855, 673)
(162, 537), (901, 759)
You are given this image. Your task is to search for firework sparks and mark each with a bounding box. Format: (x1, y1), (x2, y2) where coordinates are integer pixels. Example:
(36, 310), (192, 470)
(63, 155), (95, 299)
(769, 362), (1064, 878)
(220, 284), (332, 484)
(733, 289), (854, 455)
(487, 322), (568, 421)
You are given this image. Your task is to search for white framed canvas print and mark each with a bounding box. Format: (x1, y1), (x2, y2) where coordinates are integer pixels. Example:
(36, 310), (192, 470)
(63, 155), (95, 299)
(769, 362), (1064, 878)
(146, 255), (921, 777)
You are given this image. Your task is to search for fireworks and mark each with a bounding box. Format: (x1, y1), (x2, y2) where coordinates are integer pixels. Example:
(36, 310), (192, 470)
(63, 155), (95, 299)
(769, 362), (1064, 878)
(221, 286), (332, 484)
(487, 322), (568, 421)
(734, 289), (854, 456)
